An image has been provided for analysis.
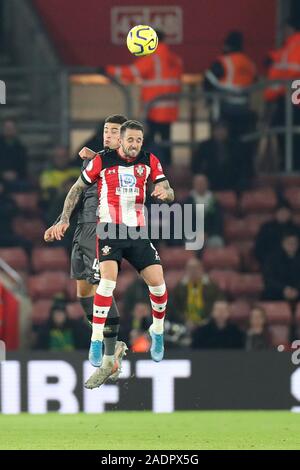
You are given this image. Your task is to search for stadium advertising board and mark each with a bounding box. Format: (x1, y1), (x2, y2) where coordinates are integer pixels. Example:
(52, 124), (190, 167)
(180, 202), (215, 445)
(0, 351), (299, 413)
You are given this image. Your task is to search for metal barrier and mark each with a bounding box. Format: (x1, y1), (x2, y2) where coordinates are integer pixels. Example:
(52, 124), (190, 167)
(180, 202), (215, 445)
(143, 78), (300, 173)
(0, 56), (299, 172)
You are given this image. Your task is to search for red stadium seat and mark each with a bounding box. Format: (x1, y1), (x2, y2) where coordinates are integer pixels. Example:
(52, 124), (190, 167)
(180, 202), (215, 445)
(255, 175), (280, 188)
(203, 246), (240, 270)
(164, 269), (185, 291)
(28, 271), (68, 300)
(229, 300), (251, 327)
(224, 214), (272, 242)
(284, 187), (300, 210)
(31, 299), (52, 324)
(209, 269), (239, 292)
(258, 302), (292, 325)
(229, 273), (264, 297)
(66, 302), (84, 320)
(214, 191), (237, 213)
(240, 189), (277, 213)
(159, 247), (196, 270)
(280, 175), (300, 188)
(235, 241), (260, 272)
(32, 247), (69, 273)
(11, 192), (40, 214)
(0, 247), (29, 271)
(12, 217), (46, 242)
(66, 279), (77, 301)
(269, 325), (290, 347)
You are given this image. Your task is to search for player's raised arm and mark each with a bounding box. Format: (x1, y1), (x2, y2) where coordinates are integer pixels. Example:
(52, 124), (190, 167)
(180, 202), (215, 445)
(151, 179), (175, 203)
(53, 154), (102, 240)
(52, 177), (89, 240)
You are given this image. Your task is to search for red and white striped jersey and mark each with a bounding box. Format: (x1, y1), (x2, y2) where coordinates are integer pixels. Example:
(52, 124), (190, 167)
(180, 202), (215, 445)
(81, 149), (166, 226)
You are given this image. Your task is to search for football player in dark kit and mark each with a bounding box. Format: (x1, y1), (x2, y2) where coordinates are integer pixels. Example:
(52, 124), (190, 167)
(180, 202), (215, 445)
(44, 114), (128, 382)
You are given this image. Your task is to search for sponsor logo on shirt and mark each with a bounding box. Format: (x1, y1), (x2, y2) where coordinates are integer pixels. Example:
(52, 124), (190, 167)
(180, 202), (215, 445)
(116, 187), (140, 195)
(116, 173), (139, 195)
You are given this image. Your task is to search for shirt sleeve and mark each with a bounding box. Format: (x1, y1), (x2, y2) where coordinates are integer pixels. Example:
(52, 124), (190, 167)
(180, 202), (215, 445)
(81, 154), (102, 185)
(150, 153), (167, 183)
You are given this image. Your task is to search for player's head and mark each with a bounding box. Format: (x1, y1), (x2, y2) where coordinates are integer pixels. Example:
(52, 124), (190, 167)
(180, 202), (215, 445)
(119, 120), (144, 159)
(103, 114), (128, 149)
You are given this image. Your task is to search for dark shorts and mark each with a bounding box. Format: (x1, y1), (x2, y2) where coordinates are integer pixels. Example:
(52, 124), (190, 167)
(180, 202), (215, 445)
(97, 227), (161, 273)
(71, 223), (100, 284)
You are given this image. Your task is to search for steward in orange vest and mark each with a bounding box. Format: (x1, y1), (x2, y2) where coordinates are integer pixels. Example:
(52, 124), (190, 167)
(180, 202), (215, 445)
(106, 32), (182, 124)
(204, 31), (256, 106)
(264, 18), (300, 102)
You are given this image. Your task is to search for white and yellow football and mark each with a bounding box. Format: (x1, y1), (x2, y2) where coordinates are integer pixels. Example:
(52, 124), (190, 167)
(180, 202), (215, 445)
(126, 25), (158, 57)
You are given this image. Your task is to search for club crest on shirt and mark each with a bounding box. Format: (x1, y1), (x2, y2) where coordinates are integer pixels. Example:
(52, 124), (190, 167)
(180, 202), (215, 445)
(101, 245), (111, 255)
(136, 165), (145, 177)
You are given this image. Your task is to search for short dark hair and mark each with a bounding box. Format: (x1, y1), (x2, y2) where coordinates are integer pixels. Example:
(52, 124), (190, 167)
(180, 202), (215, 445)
(120, 120), (144, 136)
(104, 114), (128, 125)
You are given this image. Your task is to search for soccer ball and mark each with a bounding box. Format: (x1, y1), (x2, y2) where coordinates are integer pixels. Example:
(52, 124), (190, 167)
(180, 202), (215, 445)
(126, 25), (158, 57)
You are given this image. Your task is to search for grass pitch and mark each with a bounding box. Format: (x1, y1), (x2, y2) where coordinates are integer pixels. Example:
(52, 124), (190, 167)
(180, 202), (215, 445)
(0, 411), (299, 450)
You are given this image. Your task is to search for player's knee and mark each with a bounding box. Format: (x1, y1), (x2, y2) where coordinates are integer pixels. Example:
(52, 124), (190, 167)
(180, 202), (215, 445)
(96, 278), (116, 296)
(148, 283), (167, 298)
(77, 280), (95, 297)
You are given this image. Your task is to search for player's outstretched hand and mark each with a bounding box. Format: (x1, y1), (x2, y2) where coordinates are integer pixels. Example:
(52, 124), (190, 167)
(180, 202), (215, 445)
(151, 186), (169, 201)
(79, 147), (97, 160)
(53, 222), (70, 241)
(44, 226), (55, 243)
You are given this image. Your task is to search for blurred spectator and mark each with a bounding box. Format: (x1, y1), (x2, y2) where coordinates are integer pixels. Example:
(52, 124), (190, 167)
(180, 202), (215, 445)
(122, 277), (150, 320)
(40, 146), (80, 204)
(0, 120), (29, 190)
(191, 120), (253, 190)
(192, 300), (245, 349)
(128, 302), (152, 352)
(105, 30), (182, 166)
(263, 233), (300, 301)
(255, 204), (300, 266)
(0, 180), (31, 251)
(245, 306), (271, 350)
(192, 121), (234, 189)
(170, 258), (223, 329)
(182, 174), (224, 247)
(34, 304), (90, 350)
(203, 31), (257, 139)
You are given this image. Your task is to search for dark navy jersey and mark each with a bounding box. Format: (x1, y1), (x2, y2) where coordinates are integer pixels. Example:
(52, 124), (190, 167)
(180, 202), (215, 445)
(77, 149), (106, 224)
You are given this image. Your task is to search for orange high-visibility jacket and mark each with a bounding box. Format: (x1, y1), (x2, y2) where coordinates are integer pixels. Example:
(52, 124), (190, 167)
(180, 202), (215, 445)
(218, 52), (256, 89)
(106, 43), (183, 123)
(264, 33), (300, 102)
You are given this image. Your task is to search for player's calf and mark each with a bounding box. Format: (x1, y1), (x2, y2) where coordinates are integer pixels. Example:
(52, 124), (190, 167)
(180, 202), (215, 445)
(148, 283), (168, 362)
